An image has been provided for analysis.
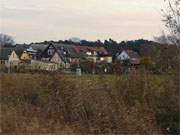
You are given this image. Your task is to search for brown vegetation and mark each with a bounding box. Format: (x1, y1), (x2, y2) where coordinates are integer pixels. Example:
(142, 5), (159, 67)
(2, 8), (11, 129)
(0, 73), (179, 134)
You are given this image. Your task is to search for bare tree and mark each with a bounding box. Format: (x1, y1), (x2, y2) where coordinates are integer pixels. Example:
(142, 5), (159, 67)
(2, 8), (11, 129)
(0, 33), (15, 47)
(154, 31), (171, 44)
(162, 0), (180, 46)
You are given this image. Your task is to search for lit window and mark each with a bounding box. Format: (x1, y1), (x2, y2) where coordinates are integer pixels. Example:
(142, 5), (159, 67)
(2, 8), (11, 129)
(100, 57), (105, 61)
(86, 52), (92, 55)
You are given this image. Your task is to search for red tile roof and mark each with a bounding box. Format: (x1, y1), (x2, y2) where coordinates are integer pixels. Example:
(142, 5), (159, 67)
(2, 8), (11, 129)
(73, 46), (109, 56)
(126, 50), (140, 59)
(126, 50), (141, 65)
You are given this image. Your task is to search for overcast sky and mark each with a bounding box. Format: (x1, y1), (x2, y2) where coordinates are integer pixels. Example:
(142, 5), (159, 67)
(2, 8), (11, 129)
(1, 0), (165, 43)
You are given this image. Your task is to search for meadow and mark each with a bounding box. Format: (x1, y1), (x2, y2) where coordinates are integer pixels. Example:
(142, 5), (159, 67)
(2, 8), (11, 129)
(0, 73), (179, 134)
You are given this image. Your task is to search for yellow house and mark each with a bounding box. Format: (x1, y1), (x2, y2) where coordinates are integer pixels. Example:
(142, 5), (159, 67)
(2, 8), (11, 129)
(20, 51), (30, 60)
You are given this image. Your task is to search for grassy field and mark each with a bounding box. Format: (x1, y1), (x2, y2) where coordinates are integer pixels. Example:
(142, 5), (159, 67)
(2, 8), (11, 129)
(0, 73), (179, 134)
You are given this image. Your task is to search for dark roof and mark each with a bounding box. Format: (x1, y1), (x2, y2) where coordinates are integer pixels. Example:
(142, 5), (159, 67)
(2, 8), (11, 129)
(0, 47), (23, 60)
(41, 43), (79, 58)
(53, 43), (79, 58)
(15, 44), (29, 50)
(15, 44), (47, 52)
(30, 44), (48, 52)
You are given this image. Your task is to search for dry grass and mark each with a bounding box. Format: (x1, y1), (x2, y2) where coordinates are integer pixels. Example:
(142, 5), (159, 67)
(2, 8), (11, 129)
(0, 73), (179, 134)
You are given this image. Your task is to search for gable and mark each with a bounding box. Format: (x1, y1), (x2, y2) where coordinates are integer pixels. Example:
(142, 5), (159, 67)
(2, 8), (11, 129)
(20, 51), (30, 60)
(9, 50), (20, 61)
(41, 44), (57, 58)
(50, 52), (63, 64)
(118, 51), (129, 60)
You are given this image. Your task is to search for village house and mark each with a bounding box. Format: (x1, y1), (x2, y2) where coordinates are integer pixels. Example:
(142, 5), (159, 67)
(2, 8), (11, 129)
(26, 46), (38, 59)
(116, 50), (141, 65)
(73, 46), (112, 63)
(15, 43), (47, 60)
(40, 43), (79, 68)
(98, 54), (112, 63)
(40, 43), (57, 61)
(8, 50), (21, 68)
(50, 50), (70, 69)
(0, 48), (22, 71)
(53, 43), (80, 64)
(18, 51), (32, 70)
(0, 43), (113, 72)
(20, 51), (30, 61)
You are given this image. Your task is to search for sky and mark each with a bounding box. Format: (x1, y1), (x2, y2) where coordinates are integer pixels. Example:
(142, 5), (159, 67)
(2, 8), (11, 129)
(1, 0), (165, 43)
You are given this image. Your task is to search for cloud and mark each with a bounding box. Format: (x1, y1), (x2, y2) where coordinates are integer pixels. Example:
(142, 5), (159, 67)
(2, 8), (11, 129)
(1, 0), (164, 43)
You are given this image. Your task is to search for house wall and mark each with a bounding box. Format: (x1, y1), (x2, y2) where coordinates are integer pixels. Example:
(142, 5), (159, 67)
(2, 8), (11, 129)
(50, 52), (63, 68)
(0, 60), (6, 65)
(66, 63), (70, 69)
(87, 56), (97, 63)
(70, 58), (80, 64)
(100, 56), (112, 63)
(0, 60), (7, 71)
(1, 60), (9, 66)
(50, 52), (70, 69)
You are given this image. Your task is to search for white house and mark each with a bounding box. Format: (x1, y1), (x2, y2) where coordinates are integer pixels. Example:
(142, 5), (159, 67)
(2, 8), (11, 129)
(8, 50), (20, 66)
(0, 48), (22, 71)
(117, 50), (130, 60)
(116, 50), (141, 65)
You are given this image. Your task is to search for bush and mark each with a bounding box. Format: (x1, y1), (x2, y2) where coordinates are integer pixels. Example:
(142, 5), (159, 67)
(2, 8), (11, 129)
(0, 73), (179, 134)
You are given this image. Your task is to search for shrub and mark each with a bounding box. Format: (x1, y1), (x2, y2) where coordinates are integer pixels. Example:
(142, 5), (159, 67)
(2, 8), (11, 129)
(0, 73), (179, 134)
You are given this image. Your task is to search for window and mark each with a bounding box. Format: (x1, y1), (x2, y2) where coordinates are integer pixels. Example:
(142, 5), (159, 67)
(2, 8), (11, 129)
(100, 57), (105, 61)
(1, 61), (5, 64)
(86, 52), (92, 55)
(48, 49), (54, 55)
